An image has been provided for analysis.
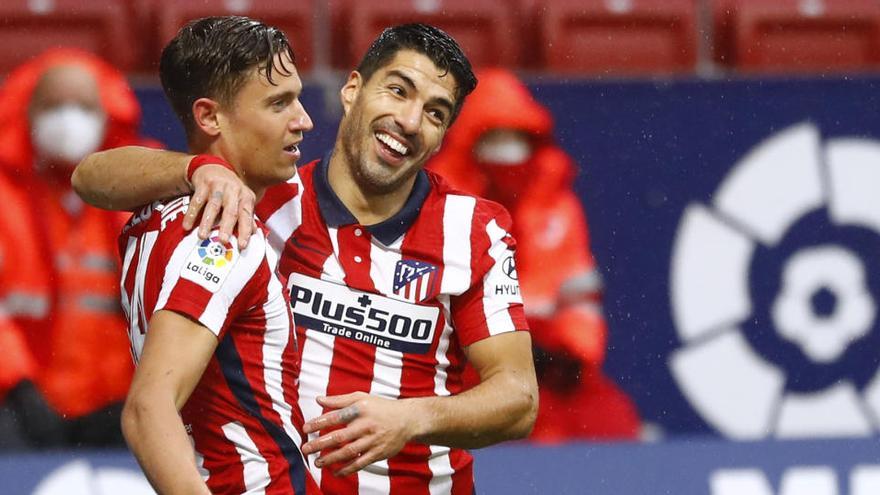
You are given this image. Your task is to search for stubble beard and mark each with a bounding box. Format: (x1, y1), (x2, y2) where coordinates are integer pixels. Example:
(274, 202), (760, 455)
(341, 115), (421, 197)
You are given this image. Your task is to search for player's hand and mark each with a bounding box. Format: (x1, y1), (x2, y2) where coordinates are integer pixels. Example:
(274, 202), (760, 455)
(301, 392), (421, 477)
(182, 163), (256, 250)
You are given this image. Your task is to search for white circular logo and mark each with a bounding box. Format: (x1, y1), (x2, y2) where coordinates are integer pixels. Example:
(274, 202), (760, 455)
(33, 460), (153, 495)
(669, 122), (880, 439)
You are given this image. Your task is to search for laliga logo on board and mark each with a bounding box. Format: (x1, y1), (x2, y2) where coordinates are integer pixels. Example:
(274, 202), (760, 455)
(669, 123), (880, 439)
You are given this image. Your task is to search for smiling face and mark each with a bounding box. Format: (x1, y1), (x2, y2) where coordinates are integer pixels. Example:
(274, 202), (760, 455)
(216, 51), (312, 193)
(336, 49), (458, 196)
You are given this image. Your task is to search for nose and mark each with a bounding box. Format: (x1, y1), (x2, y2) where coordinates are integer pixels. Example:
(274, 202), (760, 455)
(290, 100), (314, 132)
(396, 101), (421, 136)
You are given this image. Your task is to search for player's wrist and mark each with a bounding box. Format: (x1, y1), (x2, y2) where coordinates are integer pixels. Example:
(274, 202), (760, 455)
(404, 397), (434, 441)
(184, 154), (235, 190)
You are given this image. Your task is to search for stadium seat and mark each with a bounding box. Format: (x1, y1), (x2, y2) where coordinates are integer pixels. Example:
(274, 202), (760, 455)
(341, 0), (521, 70)
(154, 1), (316, 73)
(539, 0), (698, 74)
(715, 0), (880, 72)
(0, 0), (136, 74)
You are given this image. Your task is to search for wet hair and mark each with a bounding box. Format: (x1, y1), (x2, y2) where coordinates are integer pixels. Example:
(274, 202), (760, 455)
(356, 23), (477, 123)
(159, 16), (295, 136)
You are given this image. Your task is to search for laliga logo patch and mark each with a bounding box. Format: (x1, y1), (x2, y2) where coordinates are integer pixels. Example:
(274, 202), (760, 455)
(181, 235), (238, 292)
(197, 236), (235, 267)
(669, 123), (880, 439)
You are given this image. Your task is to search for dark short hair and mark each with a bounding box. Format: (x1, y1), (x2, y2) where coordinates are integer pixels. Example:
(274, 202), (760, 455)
(160, 16), (296, 136)
(356, 23), (477, 123)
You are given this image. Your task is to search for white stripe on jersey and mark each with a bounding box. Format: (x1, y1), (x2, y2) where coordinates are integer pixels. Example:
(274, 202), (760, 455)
(221, 421), (270, 494)
(358, 238), (404, 495)
(261, 245), (302, 455)
(482, 219), (518, 335)
(265, 175), (304, 255)
(129, 231), (159, 359)
(431, 296), (453, 398)
(119, 235), (139, 341)
(427, 445), (454, 495)
(296, 226), (347, 486)
(297, 329), (334, 487)
(440, 195), (475, 295)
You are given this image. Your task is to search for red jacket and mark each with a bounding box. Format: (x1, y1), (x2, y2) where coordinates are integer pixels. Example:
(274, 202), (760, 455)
(0, 49), (157, 416)
(429, 69), (640, 441)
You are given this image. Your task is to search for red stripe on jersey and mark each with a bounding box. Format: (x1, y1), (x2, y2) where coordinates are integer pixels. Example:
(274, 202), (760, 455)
(279, 175), (331, 279)
(449, 448), (474, 495)
(162, 277), (214, 327)
(257, 181), (300, 221)
(186, 361), (248, 494)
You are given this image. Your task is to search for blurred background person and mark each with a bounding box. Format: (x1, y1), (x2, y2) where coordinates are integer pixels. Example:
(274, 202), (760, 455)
(0, 48), (161, 449)
(428, 68), (641, 442)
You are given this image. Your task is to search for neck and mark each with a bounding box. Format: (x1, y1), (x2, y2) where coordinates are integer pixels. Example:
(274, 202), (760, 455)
(326, 147), (416, 226)
(193, 141), (267, 202)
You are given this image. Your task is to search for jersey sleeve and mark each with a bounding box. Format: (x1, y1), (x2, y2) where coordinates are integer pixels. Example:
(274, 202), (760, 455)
(451, 202), (529, 348)
(153, 227), (270, 338)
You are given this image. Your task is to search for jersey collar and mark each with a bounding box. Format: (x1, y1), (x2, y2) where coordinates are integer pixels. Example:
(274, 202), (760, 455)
(314, 154), (432, 245)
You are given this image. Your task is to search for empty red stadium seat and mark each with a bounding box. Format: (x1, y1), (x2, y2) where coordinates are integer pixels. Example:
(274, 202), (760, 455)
(539, 0), (698, 74)
(0, 0), (136, 74)
(154, 1), (316, 73)
(719, 0), (880, 72)
(341, 0), (521, 70)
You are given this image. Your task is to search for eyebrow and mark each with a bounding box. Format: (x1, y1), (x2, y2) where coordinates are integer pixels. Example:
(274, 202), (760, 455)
(386, 70), (454, 117)
(262, 89), (297, 105)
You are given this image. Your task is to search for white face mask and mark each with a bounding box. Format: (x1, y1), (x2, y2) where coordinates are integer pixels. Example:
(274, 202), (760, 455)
(474, 136), (532, 165)
(32, 104), (106, 165)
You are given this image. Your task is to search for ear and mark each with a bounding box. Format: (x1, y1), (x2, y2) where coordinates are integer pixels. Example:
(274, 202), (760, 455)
(339, 71), (363, 116)
(192, 97), (222, 137)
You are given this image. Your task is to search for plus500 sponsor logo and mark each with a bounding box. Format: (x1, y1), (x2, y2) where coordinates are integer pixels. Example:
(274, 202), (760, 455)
(288, 274), (440, 354)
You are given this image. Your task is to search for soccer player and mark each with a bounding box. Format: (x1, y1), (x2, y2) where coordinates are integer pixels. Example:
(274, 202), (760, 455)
(113, 17), (318, 494)
(74, 24), (538, 494)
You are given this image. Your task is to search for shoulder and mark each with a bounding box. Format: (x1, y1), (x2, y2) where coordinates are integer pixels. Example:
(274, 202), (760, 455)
(121, 196), (191, 238)
(426, 170), (514, 230)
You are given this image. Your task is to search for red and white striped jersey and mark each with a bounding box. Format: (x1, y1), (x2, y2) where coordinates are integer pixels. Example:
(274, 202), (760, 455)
(118, 196), (318, 495)
(257, 158), (529, 495)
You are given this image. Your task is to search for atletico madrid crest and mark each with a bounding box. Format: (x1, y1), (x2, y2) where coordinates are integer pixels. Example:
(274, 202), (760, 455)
(393, 259), (438, 303)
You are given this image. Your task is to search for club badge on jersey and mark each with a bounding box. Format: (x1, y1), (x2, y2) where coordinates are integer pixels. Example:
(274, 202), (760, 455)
(180, 234), (239, 293)
(393, 259), (438, 303)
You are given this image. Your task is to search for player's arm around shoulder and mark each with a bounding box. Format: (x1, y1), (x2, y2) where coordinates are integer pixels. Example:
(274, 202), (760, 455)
(122, 310), (217, 495)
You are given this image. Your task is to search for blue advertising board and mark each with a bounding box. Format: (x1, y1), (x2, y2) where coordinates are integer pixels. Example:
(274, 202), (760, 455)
(3, 439), (880, 494)
(538, 77), (880, 439)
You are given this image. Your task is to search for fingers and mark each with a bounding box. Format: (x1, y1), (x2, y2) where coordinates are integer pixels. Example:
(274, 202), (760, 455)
(316, 392), (363, 409)
(199, 189), (225, 240)
(302, 422), (363, 456)
(183, 187), (208, 231)
(336, 446), (383, 477)
(236, 190), (256, 250)
(315, 436), (373, 469)
(303, 403), (361, 435)
(185, 163), (257, 243)
(216, 186), (240, 244)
